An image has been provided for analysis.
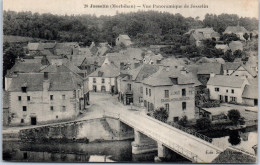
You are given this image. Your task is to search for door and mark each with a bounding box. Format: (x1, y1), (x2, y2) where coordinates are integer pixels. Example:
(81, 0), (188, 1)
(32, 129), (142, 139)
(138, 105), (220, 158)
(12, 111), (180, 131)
(101, 86), (106, 92)
(225, 96), (228, 102)
(111, 86), (115, 94)
(31, 117), (37, 125)
(126, 97), (133, 105)
(93, 85), (97, 92)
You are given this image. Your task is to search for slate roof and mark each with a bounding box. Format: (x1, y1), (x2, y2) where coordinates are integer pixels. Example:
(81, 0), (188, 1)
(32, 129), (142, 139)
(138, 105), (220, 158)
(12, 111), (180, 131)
(229, 41), (243, 52)
(242, 85), (258, 99)
(197, 63), (222, 75)
(119, 34), (131, 40)
(81, 56), (106, 66)
(223, 62), (241, 70)
(215, 44), (229, 50)
(224, 26), (249, 34)
(28, 43), (44, 51)
(207, 75), (245, 88)
(127, 64), (160, 82)
(122, 48), (143, 61)
(142, 67), (196, 86)
(6, 62), (44, 77)
(7, 72), (82, 92)
(88, 63), (120, 78)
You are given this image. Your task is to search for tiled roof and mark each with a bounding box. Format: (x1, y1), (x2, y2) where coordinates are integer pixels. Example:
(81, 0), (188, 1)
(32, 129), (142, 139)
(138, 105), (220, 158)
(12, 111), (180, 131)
(7, 72), (81, 92)
(82, 56), (105, 66)
(88, 63), (120, 78)
(233, 65), (257, 77)
(207, 75), (245, 88)
(43, 42), (56, 49)
(223, 62), (241, 70)
(242, 85), (258, 99)
(197, 63), (222, 74)
(142, 67), (196, 86)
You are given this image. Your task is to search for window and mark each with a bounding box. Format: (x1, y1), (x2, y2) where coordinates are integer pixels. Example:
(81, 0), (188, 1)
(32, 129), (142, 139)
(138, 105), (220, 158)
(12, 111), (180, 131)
(215, 88), (219, 92)
(139, 97), (143, 103)
(127, 84), (132, 91)
(149, 89), (151, 96)
(182, 89), (186, 96)
(231, 89), (234, 94)
(50, 106), (54, 111)
(146, 88), (148, 95)
(144, 100), (147, 107)
(140, 87), (143, 94)
(93, 78), (96, 83)
(21, 119), (24, 123)
(226, 90), (228, 93)
(18, 96), (22, 101)
(62, 95), (66, 100)
(23, 106), (27, 111)
(62, 106), (66, 111)
(27, 96), (30, 101)
(165, 90), (169, 98)
(182, 102), (186, 110)
(50, 95), (53, 100)
(165, 103), (169, 111)
(174, 117), (179, 122)
(230, 97), (237, 102)
(21, 87), (27, 93)
(102, 78), (105, 83)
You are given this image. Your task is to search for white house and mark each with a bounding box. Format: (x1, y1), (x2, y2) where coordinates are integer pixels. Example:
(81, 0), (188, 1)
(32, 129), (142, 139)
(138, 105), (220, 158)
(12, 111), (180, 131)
(142, 67), (197, 122)
(207, 74), (248, 104)
(88, 61), (120, 94)
(231, 65), (257, 79)
(116, 34), (132, 47)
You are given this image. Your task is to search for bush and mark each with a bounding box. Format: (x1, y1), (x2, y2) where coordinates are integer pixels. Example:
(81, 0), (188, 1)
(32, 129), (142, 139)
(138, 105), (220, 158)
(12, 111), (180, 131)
(152, 107), (169, 123)
(196, 117), (211, 130)
(228, 109), (241, 125)
(178, 115), (188, 127)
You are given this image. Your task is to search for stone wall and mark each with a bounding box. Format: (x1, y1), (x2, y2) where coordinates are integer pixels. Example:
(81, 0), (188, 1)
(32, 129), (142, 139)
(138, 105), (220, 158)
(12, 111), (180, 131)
(19, 117), (134, 143)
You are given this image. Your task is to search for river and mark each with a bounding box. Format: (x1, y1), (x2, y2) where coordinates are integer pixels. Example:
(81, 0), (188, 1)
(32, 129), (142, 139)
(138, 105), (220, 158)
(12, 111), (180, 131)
(3, 129), (257, 162)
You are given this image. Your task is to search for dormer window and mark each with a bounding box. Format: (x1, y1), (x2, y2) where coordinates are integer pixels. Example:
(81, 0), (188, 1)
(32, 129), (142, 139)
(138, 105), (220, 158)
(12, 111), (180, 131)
(21, 87), (27, 93)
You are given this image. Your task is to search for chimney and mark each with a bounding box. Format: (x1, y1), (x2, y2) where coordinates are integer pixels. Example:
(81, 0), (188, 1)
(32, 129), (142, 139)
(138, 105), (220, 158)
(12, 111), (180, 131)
(210, 72), (215, 77)
(44, 72), (48, 80)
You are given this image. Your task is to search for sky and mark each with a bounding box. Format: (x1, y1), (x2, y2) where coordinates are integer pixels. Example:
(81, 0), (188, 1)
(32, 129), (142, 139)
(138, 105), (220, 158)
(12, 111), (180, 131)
(3, 0), (259, 19)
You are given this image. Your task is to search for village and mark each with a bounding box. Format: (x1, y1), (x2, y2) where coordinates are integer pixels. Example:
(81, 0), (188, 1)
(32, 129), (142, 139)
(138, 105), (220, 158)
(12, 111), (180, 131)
(3, 25), (258, 128)
(2, 24), (258, 162)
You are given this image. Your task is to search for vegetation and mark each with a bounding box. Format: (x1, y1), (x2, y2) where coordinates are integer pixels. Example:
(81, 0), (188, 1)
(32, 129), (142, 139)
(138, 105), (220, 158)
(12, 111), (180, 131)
(196, 117), (211, 130)
(227, 109), (241, 125)
(152, 107), (169, 123)
(4, 10), (258, 48)
(178, 115), (188, 127)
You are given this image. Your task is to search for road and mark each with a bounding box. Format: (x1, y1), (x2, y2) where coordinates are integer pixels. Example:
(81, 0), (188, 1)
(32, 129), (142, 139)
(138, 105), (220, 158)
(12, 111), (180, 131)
(88, 92), (223, 163)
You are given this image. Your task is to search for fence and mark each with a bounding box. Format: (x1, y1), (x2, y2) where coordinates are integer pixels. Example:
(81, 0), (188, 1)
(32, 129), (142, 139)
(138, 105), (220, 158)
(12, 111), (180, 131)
(168, 121), (213, 143)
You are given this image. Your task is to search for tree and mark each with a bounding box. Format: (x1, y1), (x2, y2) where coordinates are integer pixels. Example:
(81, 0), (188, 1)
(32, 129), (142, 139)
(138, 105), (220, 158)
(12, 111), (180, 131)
(223, 50), (235, 62)
(178, 115), (188, 127)
(152, 107), (169, 123)
(243, 33), (249, 41)
(228, 109), (241, 125)
(196, 117), (211, 130)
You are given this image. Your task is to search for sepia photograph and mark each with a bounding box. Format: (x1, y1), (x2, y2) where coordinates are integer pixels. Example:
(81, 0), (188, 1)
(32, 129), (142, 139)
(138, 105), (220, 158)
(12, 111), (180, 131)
(2, 0), (258, 163)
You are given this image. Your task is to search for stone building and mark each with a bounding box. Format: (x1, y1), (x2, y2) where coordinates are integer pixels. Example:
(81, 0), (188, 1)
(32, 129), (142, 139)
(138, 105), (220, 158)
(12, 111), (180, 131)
(116, 34), (132, 47)
(142, 67), (197, 122)
(6, 72), (84, 126)
(88, 61), (120, 94)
